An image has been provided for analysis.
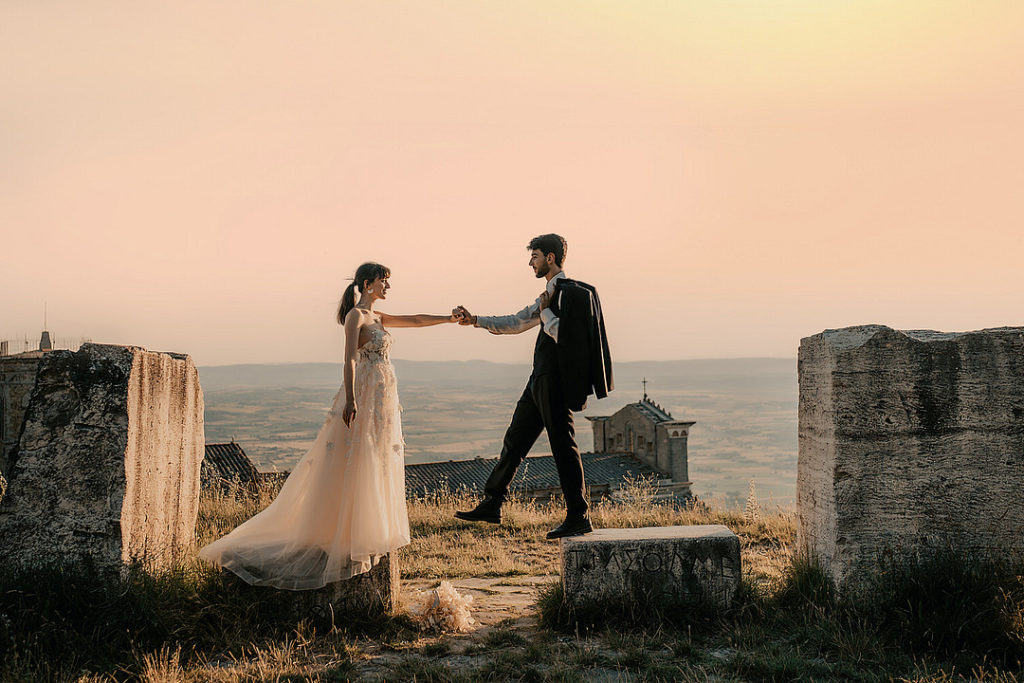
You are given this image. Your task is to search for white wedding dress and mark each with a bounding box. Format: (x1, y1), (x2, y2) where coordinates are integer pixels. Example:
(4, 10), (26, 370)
(199, 326), (411, 590)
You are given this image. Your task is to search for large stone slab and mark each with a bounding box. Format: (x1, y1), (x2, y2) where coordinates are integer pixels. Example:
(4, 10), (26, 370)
(560, 525), (741, 610)
(798, 325), (1024, 588)
(221, 554), (401, 623)
(0, 343), (205, 574)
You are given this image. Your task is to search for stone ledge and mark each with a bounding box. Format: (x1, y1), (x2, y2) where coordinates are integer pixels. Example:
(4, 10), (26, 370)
(220, 553), (400, 623)
(560, 525), (741, 610)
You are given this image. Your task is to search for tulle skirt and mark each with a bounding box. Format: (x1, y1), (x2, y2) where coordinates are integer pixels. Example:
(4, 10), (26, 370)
(198, 354), (410, 590)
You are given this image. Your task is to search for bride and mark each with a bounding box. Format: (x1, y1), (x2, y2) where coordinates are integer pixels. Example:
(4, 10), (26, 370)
(199, 262), (457, 590)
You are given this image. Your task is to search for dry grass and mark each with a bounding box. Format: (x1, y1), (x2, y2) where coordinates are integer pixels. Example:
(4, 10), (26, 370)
(5, 478), (1023, 682)
(196, 476), (796, 586)
(404, 475), (796, 586)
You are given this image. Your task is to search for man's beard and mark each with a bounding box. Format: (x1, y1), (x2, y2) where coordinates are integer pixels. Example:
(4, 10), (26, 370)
(535, 262), (550, 278)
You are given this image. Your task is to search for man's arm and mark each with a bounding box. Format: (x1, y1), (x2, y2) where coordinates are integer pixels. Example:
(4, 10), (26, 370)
(539, 291), (560, 343)
(469, 301), (541, 335)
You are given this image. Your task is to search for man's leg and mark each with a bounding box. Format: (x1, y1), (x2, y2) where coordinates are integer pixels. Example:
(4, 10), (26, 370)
(456, 380), (545, 523)
(482, 380), (545, 503)
(532, 374), (588, 518)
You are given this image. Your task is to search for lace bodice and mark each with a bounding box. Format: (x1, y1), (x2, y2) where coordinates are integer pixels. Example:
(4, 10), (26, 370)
(358, 327), (391, 364)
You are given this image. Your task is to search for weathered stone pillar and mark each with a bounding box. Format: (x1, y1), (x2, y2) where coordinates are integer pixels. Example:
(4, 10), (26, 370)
(560, 526), (741, 610)
(798, 325), (1024, 588)
(0, 343), (205, 574)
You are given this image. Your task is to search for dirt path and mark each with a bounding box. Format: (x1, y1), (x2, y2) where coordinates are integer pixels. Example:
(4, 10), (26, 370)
(350, 575), (562, 679)
(402, 575), (556, 631)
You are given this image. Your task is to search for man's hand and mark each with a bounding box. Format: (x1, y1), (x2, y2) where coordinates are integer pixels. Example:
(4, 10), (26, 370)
(539, 291), (550, 311)
(454, 305), (476, 326)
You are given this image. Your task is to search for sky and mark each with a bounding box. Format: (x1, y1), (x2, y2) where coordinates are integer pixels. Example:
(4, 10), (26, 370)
(2, 1), (1022, 366)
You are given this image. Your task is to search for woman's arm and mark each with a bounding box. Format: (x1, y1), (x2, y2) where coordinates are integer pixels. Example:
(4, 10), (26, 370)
(342, 309), (361, 426)
(379, 312), (456, 328)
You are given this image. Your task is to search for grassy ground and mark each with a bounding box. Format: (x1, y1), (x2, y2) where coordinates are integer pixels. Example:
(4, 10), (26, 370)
(2, 479), (1023, 681)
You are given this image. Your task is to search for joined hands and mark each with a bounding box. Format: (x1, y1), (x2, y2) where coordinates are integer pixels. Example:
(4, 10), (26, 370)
(452, 306), (476, 326)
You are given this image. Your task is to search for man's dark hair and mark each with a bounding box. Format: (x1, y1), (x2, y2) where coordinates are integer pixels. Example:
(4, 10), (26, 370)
(527, 234), (567, 267)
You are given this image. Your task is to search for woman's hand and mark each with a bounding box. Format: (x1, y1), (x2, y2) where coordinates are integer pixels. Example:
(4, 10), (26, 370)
(342, 399), (357, 427)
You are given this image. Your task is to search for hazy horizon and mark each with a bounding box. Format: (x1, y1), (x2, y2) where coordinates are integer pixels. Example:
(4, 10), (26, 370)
(196, 354), (796, 369)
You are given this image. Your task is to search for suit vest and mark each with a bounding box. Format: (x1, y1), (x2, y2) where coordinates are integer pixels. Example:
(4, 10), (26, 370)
(533, 287), (560, 376)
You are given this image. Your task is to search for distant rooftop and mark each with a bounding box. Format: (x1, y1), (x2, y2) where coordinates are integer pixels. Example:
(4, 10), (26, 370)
(202, 441), (260, 486)
(634, 397), (674, 423)
(405, 451), (663, 498)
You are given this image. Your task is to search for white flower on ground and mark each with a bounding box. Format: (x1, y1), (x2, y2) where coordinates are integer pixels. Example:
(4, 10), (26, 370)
(409, 580), (475, 632)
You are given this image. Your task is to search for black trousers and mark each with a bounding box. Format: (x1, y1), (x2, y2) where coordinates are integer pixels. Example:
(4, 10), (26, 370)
(483, 373), (588, 517)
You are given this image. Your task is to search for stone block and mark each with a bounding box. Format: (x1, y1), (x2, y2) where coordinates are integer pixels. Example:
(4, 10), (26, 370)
(0, 343), (205, 574)
(220, 554), (400, 623)
(560, 525), (741, 610)
(798, 325), (1024, 588)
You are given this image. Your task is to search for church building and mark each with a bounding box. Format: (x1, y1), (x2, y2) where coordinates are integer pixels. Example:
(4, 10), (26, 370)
(587, 386), (695, 494)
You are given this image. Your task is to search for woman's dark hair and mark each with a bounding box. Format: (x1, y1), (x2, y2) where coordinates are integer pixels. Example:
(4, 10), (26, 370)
(337, 262), (391, 324)
(527, 234), (567, 266)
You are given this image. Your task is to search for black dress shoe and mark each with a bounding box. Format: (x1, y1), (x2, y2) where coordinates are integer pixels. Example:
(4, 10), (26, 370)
(546, 516), (593, 539)
(454, 501), (501, 524)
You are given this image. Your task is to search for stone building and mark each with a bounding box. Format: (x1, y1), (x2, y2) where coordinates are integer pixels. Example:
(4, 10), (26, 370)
(587, 395), (695, 493)
(0, 331), (57, 483)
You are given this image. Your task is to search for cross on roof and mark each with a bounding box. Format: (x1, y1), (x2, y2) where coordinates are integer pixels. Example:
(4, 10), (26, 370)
(642, 377), (648, 401)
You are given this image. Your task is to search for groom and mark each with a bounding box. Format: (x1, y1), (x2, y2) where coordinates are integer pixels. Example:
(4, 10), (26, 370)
(452, 234), (613, 539)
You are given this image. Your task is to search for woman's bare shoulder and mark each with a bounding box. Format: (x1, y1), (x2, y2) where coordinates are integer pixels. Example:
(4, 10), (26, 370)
(344, 307), (370, 327)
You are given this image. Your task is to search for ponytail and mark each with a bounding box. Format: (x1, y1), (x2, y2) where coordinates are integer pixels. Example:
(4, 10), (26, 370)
(337, 261), (391, 324)
(337, 282), (358, 324)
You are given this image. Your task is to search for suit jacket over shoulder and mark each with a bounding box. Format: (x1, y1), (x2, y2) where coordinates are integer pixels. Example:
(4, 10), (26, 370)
(553, 278), (613, 411)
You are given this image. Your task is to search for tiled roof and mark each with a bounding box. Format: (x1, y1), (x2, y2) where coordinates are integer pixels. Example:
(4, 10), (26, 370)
(405, 452), (663, 497)
(634, 398), (673, 423)
(202, 442), (259, 484)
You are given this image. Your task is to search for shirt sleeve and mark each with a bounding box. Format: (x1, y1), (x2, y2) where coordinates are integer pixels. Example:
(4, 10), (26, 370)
(474, 301), (541, 335)
(540, 307), (559, 343)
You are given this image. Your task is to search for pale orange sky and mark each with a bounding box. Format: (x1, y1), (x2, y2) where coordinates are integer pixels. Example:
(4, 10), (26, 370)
(2, 2), (1022, 365)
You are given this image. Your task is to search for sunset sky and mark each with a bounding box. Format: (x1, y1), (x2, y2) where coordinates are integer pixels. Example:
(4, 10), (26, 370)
(3, 2), (1022, 366)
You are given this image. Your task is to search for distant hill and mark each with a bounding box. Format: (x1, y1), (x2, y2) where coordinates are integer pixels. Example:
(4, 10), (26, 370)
(198, 357), (794, 391)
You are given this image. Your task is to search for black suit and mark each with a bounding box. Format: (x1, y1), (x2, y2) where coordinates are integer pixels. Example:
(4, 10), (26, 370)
(482, 277), (613, 517)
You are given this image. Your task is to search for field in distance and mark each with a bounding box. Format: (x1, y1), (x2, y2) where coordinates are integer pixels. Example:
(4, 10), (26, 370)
(199, 358), (797, 504)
